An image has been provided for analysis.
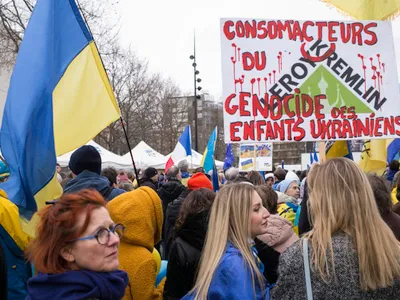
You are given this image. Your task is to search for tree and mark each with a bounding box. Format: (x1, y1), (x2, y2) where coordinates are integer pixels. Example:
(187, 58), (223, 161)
(0, 0), (119, 69)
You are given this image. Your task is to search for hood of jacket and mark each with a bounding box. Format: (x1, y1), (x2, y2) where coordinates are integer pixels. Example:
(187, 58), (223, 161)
(257, 214), (298, 253)
(158, 179), (186, 206)
(176, 210), (209, 251)
(107, 187), (163, 251)
(64, 170), (111, 196)
(166, 189), (190, 224)
(138, 177), (157, 190)
(26, 270), (128, 300)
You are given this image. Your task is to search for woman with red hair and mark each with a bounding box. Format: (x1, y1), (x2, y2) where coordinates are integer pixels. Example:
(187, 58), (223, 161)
(25, 189), (128, 300)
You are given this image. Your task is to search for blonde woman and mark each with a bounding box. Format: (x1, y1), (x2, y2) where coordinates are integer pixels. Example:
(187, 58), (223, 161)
(272, 158), (400, 299)
(182, 184), (270, 299)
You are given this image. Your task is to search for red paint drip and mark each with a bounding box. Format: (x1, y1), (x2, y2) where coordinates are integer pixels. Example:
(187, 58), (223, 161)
(363, 65), (367, 94)
(382, 63), (386, 72)
(251, 78), (256, 95)
(377, 54), (381, 70)
(277, 55), (281, 73)
(269, 73), (272, 84)
(264, 78), (267, 92)
(257, 78), (261, 95)
(238, 48), (241, 62)
(232, 43), (237, 62)
(273, 70), (276, 84)
(231, 57), (236, 91)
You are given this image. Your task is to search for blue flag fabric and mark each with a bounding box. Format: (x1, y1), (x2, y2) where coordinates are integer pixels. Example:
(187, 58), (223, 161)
(212, 163), (219, 192)
(309, 152), (314, 165)
(223, 144), (234, 171)
(387, 139), (400, 163)
(313, 149), (319, 163)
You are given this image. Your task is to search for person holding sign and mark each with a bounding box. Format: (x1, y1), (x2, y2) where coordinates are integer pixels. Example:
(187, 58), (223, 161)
(271, 158), (400, 299)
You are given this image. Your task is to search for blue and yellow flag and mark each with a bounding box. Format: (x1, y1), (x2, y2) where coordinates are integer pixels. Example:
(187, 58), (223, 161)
(0, 0), (120, 234)
(325, 141), (353, 160)
(201, 127), (218, 174)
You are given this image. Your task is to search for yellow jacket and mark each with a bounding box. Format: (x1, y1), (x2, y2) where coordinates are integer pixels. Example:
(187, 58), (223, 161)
(392, 187), (399, 205)
(107, 187), (165, 300)
(0, 191), (30, 250)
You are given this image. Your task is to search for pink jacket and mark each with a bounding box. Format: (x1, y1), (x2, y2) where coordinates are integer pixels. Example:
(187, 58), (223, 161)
(258, 214), (299, 253)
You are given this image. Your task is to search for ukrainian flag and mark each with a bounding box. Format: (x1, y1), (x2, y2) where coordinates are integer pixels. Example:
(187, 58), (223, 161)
(325, 141), (353, 160)
(0, 0), (120, 234)
(201, 127), (218, 173)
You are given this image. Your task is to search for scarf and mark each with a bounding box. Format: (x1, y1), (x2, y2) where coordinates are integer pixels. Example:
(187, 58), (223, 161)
(26, 269), (128, 300)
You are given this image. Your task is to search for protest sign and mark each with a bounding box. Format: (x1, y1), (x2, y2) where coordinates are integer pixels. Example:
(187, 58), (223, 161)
(239, 143), (273, 171)
(221, 19), (400, 143)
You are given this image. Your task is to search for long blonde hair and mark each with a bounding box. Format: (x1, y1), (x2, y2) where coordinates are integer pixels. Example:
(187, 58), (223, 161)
(190, 184), (265, 299)
(305, 158), (400, 290)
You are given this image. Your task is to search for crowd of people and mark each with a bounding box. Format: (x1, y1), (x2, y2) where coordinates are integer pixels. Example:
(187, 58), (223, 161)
(1, 144), (400, 299)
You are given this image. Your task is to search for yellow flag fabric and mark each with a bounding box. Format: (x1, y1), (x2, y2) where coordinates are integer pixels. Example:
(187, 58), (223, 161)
(322, 0), (400, 20)
(359, 139), (394, 175)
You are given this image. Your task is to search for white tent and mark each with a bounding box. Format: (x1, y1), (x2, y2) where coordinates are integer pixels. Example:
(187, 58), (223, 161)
(167, 149), (224, 170)
(122, 141), (167, 169)
(57, 140), (132, 169)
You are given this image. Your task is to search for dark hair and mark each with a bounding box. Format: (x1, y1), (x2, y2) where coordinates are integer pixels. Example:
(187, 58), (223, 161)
(26, 190), (106, 274)
(175, 188), (215, 231)
(274, 169), (286, 181)
(299, 170), (307, 182)
(247, 171), (265, 186)
(56, 163), (60, 167)
(194, 167), (205, 174)
(255, 185), (278, 214)
(231, 175), (253, 184)
(101, 167), (118, 186)
(389, 160), (400, 171)
(367, 174), (393, 215)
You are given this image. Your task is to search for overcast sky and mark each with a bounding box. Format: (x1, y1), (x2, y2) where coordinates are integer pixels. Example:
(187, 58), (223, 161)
(116, 0), (400, 101)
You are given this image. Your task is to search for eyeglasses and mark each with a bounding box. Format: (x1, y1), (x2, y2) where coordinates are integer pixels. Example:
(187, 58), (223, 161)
(73, 223), (125, 245)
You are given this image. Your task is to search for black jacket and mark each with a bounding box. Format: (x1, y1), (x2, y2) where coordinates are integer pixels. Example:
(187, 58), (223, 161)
(138, 177), (158, 191)
(0, 243), (7, 300)
(163, 189), (189, 258)
(298, 179), (312, 236)
(163, 211), (209, 300)
(158, 179), (186, 221)
(254, 238), (281, 284)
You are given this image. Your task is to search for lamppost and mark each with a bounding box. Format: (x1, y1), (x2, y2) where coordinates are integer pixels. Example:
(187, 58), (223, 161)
(190, 35), (202, 152)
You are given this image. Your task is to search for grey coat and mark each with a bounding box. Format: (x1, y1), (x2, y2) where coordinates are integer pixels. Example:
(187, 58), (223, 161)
(271, 232), (400, 300)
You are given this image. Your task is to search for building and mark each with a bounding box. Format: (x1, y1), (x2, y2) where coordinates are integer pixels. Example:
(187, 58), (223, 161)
(169, 93), (225, 160)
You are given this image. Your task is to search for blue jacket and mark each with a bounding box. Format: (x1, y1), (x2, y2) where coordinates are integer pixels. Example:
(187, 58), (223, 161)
(182, 242), (270, 300)
(64, 170), (125, 201)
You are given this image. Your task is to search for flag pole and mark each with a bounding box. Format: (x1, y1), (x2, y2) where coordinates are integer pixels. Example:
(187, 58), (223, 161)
(318, 141), (326, 163)
(76, 0), (140, 184)
(119, 118), (140, 186)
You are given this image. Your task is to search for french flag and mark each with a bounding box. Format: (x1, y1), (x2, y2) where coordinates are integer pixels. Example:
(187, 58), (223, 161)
(165, 125), (192, 172)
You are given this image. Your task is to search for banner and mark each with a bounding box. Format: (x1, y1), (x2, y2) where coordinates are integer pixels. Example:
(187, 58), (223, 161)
(221, 19), (400, 143)
(239, 143), (273, 171)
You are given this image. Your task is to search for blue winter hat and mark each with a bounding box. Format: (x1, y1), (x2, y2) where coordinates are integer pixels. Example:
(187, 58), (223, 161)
(0, 161), (10, 180)
(278, 179), (299, 193)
